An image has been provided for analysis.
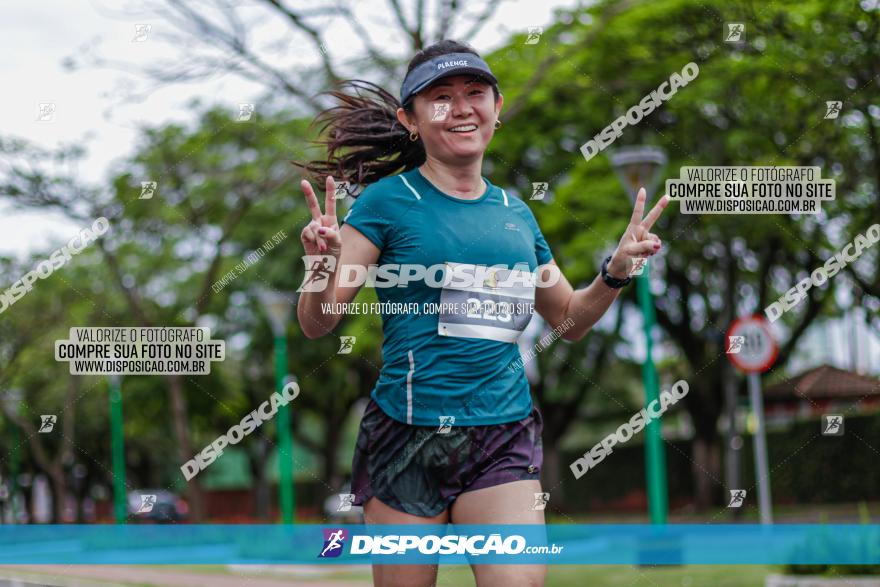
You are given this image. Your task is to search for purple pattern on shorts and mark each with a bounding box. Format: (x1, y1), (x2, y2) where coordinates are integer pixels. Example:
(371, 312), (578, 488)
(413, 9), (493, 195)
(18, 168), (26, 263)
(350, 398), (543, 517)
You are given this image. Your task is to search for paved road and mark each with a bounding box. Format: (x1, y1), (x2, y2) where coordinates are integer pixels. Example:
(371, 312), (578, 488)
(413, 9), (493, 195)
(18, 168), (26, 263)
(0, 566), (372, 587)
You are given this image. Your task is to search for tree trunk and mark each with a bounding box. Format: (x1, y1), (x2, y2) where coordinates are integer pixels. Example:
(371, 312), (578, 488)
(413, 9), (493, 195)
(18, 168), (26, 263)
(542, 443), (562, 507)
(249, 437), (271, 520)
(324, 412), (342, 490)
(19, 483), (32, 523)
(47, 466), (67, 524)
(691, 434), (721, 509)
(167, 375), (205, 520)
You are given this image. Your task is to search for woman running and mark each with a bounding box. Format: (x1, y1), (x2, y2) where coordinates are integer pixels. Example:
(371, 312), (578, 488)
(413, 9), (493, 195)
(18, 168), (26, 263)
(294, 39), (668, 587)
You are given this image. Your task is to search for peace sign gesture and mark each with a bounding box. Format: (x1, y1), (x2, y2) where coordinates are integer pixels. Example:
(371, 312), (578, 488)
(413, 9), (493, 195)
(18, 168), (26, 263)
(300, 175), (342, 258)
(607, 187), (671, 278)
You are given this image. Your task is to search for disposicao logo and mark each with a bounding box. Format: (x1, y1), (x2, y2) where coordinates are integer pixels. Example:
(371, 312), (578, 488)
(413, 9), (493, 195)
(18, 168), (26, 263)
(319, 528), (348, 558)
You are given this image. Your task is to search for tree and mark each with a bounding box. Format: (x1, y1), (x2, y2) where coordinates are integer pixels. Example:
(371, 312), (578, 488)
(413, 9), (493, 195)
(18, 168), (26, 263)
(484, 0), (879, 507)
(1, 103), (388, 518)
(63, 0), (527, 117)
(0, 256), (122, 522)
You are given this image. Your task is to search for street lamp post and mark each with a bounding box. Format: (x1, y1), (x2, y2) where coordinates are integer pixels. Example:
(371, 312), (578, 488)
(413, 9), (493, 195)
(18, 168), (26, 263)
(108, 375), (127, 524)
(256, 288), (296, 524)
(610, 146), (669, 525)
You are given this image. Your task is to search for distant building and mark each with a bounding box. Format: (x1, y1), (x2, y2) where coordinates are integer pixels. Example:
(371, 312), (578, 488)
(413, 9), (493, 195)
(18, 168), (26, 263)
(763, 364), (880, 424)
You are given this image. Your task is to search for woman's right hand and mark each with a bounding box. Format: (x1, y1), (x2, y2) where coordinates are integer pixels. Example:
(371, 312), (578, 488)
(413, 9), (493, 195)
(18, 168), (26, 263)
(300, 175), (343, 258)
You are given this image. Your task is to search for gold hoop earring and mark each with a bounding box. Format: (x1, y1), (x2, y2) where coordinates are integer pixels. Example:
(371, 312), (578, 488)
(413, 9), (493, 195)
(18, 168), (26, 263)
(409, 129), (419, 141)
(494, 119), (502, 130)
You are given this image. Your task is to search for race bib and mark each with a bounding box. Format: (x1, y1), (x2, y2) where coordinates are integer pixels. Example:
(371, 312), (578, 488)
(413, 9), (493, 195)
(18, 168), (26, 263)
(437, 262), (536, 343)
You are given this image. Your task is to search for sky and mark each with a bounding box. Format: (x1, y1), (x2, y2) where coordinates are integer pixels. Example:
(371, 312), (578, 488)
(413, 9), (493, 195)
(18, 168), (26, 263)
(1, 0), (579, 256)
(2, 0), (878, 374)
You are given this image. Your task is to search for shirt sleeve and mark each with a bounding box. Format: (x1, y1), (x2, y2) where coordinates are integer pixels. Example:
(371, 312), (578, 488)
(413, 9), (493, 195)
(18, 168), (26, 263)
(518, 202), (554, 265)
(341, 183), (390, 251)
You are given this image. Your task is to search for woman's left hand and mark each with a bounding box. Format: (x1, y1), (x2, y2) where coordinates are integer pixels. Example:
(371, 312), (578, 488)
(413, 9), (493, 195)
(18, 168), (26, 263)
(607, 187), (671, 278)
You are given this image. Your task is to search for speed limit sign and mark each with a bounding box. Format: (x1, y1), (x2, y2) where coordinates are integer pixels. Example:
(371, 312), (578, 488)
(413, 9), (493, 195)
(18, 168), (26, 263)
(725, 315), (778, 374)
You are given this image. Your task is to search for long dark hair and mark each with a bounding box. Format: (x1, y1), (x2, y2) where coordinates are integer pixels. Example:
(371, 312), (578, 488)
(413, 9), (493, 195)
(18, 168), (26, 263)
(292, 39), (500, 191)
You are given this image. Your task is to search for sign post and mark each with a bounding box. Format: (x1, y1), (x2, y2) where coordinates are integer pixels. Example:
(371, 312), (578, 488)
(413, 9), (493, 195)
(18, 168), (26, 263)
(256, 288), (297, 524)
(609, 146), (669, 525)
(725, 315), (778, 525)
(109, 375), (127, 524)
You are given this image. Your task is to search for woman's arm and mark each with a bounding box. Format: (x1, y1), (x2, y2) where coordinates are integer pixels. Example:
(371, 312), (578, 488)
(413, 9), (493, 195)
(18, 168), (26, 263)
(295, 176), (382, 339)
(297, 224), (381, 339)
(534, 258), (626, 342)
(534, 188), (670, 342)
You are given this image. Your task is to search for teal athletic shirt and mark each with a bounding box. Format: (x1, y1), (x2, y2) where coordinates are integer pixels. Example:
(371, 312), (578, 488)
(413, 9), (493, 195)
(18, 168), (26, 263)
(341, 167), (554, 426)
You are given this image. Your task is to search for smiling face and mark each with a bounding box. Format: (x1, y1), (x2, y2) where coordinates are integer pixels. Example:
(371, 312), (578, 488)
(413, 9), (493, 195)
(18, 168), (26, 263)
(398, 74), (503, 164)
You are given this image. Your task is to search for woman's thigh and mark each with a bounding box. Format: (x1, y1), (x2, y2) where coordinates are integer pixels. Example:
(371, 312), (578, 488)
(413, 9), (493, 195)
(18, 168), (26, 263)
(364, 495), (449, 587)
(450, 479), (547, 587)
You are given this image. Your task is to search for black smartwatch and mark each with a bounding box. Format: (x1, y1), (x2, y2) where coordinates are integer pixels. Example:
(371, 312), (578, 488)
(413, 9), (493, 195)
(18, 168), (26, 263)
(601, 255), (632, 289)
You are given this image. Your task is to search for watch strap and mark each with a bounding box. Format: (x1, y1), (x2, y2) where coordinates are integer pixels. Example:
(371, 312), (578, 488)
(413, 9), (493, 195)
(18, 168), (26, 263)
(601, 255), (632, 288)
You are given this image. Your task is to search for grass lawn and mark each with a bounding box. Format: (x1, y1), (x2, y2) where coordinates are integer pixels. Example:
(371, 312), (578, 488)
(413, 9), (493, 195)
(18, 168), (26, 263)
(153, 564), (780, 585)
(439, 565), (777, 586)
(0, 564), (784, 586)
